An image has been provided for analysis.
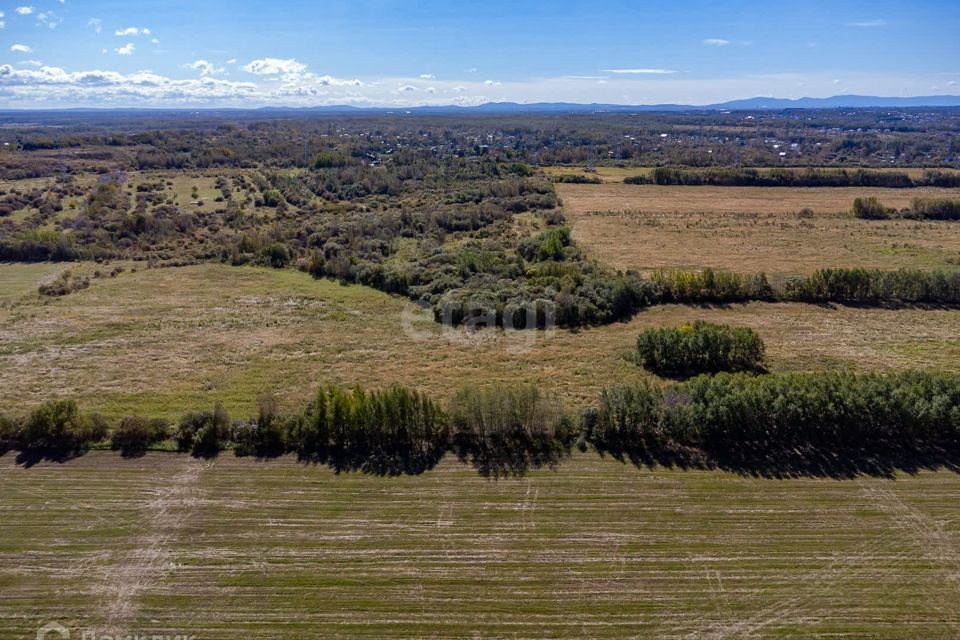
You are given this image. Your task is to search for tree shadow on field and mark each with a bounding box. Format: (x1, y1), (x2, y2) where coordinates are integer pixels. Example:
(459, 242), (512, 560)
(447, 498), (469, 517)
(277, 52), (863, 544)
(296, 443), (447, 476)
(452, 434), (570, 479)
(598, 441), (960, 480)
(14, 446), (88, 468)
(710, 444), (960, 480)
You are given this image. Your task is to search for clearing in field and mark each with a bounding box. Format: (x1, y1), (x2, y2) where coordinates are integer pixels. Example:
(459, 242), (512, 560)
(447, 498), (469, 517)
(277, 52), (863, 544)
(2, 262), (959, 419)
(2, 452), (960, 639)
(557, 182), (960, 274)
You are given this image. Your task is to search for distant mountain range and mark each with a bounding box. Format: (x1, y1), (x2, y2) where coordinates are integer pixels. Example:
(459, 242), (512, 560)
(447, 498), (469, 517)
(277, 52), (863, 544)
(259, 94), (960, 114)
(3, 95), (960, 116)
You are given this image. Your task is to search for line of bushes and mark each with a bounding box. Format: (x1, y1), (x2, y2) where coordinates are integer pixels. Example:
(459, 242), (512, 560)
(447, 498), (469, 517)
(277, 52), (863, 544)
(644, 267), (960, 306)
(1, 384), (573, 476)
(854, 196), (960, 221)
(625, 167), (960, 188)
(783, 268), (960, 304)
(582, 371), (960, 476)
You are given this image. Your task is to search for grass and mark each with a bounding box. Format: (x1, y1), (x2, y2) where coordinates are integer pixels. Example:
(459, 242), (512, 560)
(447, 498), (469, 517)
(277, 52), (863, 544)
(1, 263), (959, 419)
(556, 182), (960, 274)
(2, 451), (960, 639)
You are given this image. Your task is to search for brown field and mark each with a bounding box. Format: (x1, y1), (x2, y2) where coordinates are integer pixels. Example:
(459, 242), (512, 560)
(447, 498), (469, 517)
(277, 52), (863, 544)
(1, 263), (958, 419)
(557, 182), (960, 274)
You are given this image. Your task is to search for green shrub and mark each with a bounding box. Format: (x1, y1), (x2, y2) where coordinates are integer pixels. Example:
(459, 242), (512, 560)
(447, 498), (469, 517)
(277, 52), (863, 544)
(232, 394), (287, 457)
(19, 400), (106, 451)
(852, 197), (894, 219)
(110, 416), (170, 455)
(176, 401), (230, 457)
(636, 321), (766, 378)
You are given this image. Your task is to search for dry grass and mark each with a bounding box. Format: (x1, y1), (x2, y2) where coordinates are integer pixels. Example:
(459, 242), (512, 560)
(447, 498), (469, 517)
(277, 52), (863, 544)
(557, 182), (960, 274)
(1, 263), (958, 419)
(2, 452), (960, 638)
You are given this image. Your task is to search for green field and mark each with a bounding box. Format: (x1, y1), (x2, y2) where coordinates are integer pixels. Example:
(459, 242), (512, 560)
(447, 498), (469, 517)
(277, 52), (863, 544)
(2, 452), (959, 639)
(3, 262), (960, 420)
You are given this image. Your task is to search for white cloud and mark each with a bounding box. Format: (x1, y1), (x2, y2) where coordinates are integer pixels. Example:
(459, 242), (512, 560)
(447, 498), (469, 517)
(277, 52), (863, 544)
(845, 19), (886, 27)
(115, 27), (151, 36)
(151, 38), (159, 44)
(0, 63), (260, 106)
(184, 59), (223, 76)
(226, 58), (237, 65)
(484, 79), (501, 85)
(397, 84), (417, 92)
(243, 57), (307, 77)
(11, 44), (32, 53)
(419, 73), (434, 79)
(703, 38), (730, 46)
(0, 21), (5, 29)
(115, 43), (135, 55)
(603, 68), (676, 75)
(36, 11), (62, 28)
(87, 17), (101, 33)
(313, 75), (362, 87)
(15, 6), (34, 15)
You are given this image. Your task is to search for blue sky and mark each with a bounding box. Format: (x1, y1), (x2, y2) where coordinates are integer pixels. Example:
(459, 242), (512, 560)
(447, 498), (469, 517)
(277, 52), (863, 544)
(1, 0), (958, 107)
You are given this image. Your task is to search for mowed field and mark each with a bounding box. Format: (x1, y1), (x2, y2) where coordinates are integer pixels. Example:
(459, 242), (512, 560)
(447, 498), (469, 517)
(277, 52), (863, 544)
(557, 182), (960, 274)
(2, 452), (960, 639)
(2, 263), (960, 418)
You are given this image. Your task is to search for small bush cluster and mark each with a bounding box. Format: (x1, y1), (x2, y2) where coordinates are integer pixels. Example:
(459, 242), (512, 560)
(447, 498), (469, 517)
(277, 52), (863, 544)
(553, 173), (602, 184)
(636, 321), (766, 378)
(3, 400), (108, 455)
(38, 270), (90, 297)
(110, 416), (170, 456)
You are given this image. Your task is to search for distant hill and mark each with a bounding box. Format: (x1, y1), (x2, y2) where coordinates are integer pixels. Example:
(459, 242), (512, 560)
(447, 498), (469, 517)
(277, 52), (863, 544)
(706, 95), (960, 109)
(2, 95), (959, 116)
(265, 95), (960, 114)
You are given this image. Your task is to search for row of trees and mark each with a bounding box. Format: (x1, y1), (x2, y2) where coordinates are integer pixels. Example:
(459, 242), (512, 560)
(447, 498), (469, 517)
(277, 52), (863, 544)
(627, 167), (960, 188)
(582, 371), (960, 474)
(7, 370), (960, 475)
(0, 385), (572, 476)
